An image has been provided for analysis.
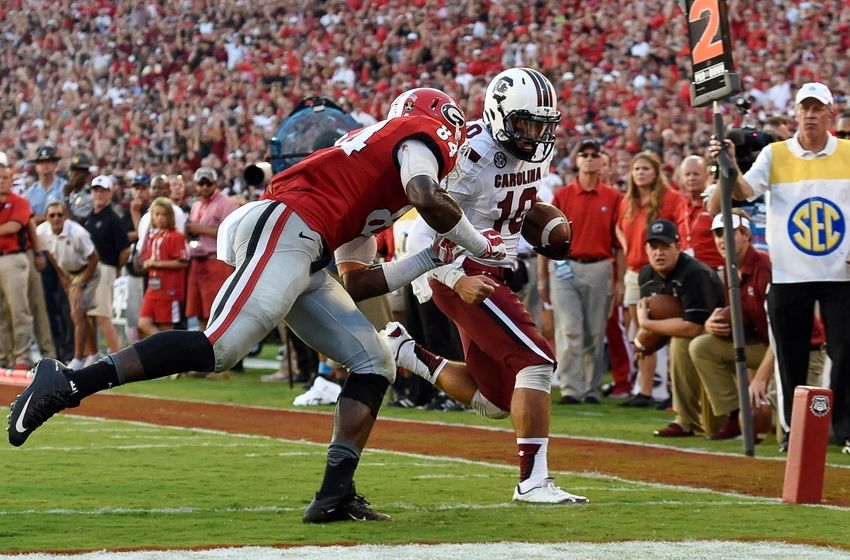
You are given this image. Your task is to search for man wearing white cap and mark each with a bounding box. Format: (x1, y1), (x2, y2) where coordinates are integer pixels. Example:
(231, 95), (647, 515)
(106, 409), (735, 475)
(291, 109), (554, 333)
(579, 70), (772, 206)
(84, 174), (130, 359)
(185, 166), (236, 332)
(709, 82), (850, 452)
(689, 209), (771, 440)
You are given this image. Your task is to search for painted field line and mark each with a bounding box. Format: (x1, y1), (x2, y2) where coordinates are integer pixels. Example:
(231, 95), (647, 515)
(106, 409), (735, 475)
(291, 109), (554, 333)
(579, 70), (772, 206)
(1, 540), (849, 560)
(0, 499), (801, 518)
(9, 417), (831, 511)
(53, 393), (850, 469)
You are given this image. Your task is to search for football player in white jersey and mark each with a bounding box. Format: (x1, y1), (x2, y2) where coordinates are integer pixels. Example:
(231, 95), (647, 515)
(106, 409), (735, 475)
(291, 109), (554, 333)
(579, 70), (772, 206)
(381, 67), (588, 504)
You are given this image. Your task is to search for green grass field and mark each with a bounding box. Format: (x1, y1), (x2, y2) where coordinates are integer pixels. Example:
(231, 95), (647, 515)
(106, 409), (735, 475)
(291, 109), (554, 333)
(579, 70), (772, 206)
(106, 361), (850, 464)
(1, 413), (848, 554)
(1, 353), (848, 554)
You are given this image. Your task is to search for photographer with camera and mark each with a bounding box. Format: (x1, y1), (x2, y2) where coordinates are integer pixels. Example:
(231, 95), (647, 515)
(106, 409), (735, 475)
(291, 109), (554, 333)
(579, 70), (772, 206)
(709, 82), (850, 453)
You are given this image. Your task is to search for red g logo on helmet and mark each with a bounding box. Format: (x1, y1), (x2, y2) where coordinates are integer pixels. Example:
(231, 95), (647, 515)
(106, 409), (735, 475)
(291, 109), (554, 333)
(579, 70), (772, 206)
(388, 88), (467, 149)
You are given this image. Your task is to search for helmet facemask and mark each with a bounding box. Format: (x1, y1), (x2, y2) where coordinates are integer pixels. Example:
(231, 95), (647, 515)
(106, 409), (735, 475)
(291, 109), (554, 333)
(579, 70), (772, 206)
(498, 110), (559, 163)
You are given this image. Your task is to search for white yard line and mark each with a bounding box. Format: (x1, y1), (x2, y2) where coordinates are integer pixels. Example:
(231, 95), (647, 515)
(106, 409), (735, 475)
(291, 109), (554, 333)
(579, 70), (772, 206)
(1, 541), (849, 560)
(3, 421), (849, 558)
(3, 419), (845, 513)
(59, 392), (850, 469)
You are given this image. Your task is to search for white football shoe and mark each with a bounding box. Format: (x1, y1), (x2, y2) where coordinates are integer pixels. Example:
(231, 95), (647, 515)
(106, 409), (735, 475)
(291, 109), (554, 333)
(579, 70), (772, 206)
(379, 322), (414, 363)
(379, 322), (443, 384)
(292, 376), (341, 406)
(512, 478), (589, 504)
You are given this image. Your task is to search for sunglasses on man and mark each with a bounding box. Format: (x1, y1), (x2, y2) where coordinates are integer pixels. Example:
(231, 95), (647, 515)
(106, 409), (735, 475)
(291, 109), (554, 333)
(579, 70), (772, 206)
(577, 152), (602, 159)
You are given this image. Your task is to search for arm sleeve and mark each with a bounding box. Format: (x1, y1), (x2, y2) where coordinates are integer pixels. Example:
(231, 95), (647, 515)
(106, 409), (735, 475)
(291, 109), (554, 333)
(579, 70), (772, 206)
(113, 216), (131, 251)
(334, 235), (378, 266)
(137, 213), (150, 254)
(174, 206), (187, 234)
(743, 144), (773, 200)
(408, 216), (439, 303)
(680, 268), (719, 325)
(637, 266), (653, 298)
(406, 215), (438, 254)
(397, 139), (440, 191)
(78, 226), (97, 258)
(10, 198), (32, 225)
(168, 231), (188, 260)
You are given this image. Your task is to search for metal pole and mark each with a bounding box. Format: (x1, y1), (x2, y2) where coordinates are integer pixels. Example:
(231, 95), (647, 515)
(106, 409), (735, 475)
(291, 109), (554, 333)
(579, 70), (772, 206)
(712, 101), (755, 457)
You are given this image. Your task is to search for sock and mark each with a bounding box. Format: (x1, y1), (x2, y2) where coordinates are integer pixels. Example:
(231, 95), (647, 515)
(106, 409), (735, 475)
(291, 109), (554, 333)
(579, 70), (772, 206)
(135, 330), (216, 379)
(517, 437), (549, 493)
(65, 355), (122, 398)
(316, 442), (361, 499)
(397, 340), (447, 385)
(729, 409), (739, 421)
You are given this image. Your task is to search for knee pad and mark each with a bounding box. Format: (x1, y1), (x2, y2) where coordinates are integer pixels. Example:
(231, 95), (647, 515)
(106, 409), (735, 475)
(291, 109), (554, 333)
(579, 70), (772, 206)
(515, 364), (553, 393)
(339, 373), (390, 418)
(470, 389), (509, 419)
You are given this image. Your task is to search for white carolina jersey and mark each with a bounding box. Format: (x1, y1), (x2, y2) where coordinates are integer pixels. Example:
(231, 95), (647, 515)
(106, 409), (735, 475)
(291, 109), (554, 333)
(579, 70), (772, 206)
(445, 119), (552, 267)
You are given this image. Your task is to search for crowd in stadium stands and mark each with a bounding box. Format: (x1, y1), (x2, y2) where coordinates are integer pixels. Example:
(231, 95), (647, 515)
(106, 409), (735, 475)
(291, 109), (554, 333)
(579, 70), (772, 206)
(1, 0), (848, 447)
(1, 0), (848, 185)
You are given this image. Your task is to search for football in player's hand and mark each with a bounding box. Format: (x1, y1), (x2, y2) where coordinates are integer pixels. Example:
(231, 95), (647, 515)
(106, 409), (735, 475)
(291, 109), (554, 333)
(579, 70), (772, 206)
(522, 203), (571, 260)
(633, 294), (684, 355)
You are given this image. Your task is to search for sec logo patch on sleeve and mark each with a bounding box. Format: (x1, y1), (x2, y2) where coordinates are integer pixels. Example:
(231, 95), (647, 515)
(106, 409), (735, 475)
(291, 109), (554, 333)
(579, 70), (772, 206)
(788, 196), (845, 255)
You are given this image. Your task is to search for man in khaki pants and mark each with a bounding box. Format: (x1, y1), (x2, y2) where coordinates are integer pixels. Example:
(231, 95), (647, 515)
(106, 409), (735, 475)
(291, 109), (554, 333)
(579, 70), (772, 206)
(634, 219), (725, 438)
(689, 210), (770, 440)
(36, 201), (100, 369)
(0, 153), (35, 368)
(690, 209), (826, 441)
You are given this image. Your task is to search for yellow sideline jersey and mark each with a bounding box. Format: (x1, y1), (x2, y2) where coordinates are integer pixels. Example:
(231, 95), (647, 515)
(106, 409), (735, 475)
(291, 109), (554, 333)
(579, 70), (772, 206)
(758, 138), (850, 283)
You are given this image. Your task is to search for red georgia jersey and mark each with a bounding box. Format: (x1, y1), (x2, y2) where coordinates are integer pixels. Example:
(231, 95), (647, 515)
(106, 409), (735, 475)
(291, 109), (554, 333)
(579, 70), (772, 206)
(265, 115), (460, 251)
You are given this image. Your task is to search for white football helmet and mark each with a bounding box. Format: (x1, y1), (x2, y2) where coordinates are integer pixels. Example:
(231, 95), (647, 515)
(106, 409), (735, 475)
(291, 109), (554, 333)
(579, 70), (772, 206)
(483, 67), (560, 163)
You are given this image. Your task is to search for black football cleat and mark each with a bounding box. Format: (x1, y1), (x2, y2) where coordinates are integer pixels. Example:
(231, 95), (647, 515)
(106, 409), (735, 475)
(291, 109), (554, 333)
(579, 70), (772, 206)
(7, 359), (80, 447)
(303, 486), (391, 523)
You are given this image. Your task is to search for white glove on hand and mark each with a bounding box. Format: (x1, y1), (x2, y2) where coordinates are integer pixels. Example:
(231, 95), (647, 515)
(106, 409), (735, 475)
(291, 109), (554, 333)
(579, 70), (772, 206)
(477, 228), (506, 261)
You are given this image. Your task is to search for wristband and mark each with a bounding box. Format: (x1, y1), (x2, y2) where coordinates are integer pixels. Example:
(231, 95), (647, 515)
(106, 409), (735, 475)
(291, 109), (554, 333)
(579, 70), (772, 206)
(429, 264), (466, 289)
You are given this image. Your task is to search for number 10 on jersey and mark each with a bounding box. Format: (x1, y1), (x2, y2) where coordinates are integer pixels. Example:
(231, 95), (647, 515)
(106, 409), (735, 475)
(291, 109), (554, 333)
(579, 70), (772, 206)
(683, 0), (741, 107)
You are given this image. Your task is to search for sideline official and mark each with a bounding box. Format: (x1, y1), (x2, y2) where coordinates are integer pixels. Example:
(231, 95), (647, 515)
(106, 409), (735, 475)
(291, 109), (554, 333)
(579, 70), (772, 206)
(710, 82), (850, 451)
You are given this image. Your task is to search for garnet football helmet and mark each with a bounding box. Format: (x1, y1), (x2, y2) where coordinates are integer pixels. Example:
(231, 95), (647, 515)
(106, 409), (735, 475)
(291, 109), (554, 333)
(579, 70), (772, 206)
(387, 88), (467, 150)
(483, 67), (560, 163)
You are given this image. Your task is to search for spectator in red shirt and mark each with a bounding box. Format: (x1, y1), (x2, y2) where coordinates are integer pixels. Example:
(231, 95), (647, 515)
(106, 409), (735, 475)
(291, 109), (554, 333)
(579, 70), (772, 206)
(679, 156), (723, 269)
(139, 197), (188, 336)
(0, 153), (36, 368)
(541, 139), (624, 404)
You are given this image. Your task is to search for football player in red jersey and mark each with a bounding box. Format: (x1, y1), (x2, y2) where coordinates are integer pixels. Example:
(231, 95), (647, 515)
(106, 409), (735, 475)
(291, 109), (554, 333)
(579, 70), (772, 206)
(9, 88), (506, 524)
